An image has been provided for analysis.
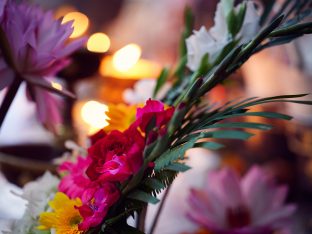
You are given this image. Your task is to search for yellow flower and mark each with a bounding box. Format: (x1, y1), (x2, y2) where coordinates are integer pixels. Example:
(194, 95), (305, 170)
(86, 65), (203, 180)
(104, 103), (138, 132)
(38, 192), (83, 234)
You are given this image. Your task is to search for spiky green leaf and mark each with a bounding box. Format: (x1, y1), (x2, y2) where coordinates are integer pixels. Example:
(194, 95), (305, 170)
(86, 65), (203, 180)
(128, 190), (159, 204)
(154, 135), (200, 171)
(143, 178), (166, 191)
(164, 162), (191, 172)
(153, 68), (170, 98)
(194, 141), (225, 150)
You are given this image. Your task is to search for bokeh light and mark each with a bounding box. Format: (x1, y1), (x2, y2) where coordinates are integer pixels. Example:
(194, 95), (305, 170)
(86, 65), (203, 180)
(51, 81), (63, 91)
(62, 12), (89, 38)
(112, 44), (142, 71)
(80, 100), (109, 134)
(87, 33), (111, 53)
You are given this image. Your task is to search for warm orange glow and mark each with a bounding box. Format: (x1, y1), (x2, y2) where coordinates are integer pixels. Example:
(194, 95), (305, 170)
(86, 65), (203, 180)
(87, 33), (111, 53)
(54, 5), (77, 19)
(62, 12), (89, 38)
(81, 101), (109, 134)
(100, 56), (161, 80)
(51, 81), (63, 91)
(112, 44), (142, 72)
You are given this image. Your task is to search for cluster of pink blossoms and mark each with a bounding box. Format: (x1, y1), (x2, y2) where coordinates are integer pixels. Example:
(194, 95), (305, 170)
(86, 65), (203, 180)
(59, 99), (175, 230)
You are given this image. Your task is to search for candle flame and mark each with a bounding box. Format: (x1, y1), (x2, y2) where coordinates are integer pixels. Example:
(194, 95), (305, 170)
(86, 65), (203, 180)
(112, 44), (141, 72)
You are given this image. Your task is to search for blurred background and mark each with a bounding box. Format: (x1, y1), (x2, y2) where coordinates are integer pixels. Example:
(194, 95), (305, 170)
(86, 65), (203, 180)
(0, 0), (312, 233)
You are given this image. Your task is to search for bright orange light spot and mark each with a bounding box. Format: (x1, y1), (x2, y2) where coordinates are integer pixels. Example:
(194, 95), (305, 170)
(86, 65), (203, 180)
(99, 56), (161, 80)
(112, 44), (142, 72)
(81, 101), (109, 134)
(62, 12), (89, 38)
(87, 33), (111, 53)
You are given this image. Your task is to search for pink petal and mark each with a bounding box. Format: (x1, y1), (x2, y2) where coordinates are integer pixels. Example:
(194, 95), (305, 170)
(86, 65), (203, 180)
(207, 168), (243, 209)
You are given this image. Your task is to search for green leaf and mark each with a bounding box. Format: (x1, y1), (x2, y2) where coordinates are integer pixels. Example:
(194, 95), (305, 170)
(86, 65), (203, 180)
(207, 122), (272, 130)
(174, 55), (187, 78)
(128, 190), (159, 204)
(194, 141), (225, 150)
(153, 68), (170, 98)
(235, 3), (247, 35)
(221, 0), (234, 17)
(206, 130), (254, 140)
(153, 169), (178, 188)
(197, 53), (210, 76)
(179, 6), (194, 57)
(227, 9), (238, 37)
(143, 178), (166, 191)
(213, 39), (239, 66)
(213, 111), (292, 121)
(154, 135), (200, 171)
(145, 115), (156, 139)
(164, 162), (191, 172)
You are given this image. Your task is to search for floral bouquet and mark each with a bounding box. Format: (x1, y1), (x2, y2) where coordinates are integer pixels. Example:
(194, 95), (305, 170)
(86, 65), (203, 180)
(1, 0), (312, 233)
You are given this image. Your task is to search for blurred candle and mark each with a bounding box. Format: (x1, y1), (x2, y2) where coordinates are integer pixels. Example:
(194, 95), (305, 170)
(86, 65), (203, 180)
(99, 44), (160, 79)
(112, 44), (141, 71)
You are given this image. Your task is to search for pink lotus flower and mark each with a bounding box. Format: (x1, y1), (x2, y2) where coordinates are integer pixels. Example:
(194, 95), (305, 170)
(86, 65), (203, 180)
(187, 166), (296, 234)
(0, 0), (85, 130)
(77, 182), (120, 230)
(58, 156), (96, 199)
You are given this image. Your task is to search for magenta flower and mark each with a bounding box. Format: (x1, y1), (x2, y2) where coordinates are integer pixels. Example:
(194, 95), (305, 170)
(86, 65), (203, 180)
(86, 128), (145, 183)
(134, 99), (174, 143)
(0, 0), (85, 130)
(187, 166), (296, 234)
(58, 156), (96, 200)
(77, 182), (120, 230)
(136, 99), (174, 132)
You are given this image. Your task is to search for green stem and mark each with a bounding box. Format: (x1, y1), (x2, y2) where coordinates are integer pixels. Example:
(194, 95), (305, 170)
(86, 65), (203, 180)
(149, 184), (172, 234)
(137, 204), (147, 232)
(0, 77), (22, 131)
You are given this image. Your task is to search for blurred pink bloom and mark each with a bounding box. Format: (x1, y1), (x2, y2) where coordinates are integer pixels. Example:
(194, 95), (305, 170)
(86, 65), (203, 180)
(0, 0), (85, 130)
(77, 182), (120, 230)
(58, 156), (96, 200)
(187, 166), (296, 234)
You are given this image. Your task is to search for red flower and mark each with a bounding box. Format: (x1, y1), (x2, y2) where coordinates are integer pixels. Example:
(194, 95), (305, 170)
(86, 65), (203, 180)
(77, 182), (120, 230)
(89, 129), (107, 145)
(86, 128), (145, 183)
(136, 99), (174, 132)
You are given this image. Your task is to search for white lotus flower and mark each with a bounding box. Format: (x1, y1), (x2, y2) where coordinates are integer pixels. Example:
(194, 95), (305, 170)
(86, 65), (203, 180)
(186, 26), (228, 71)
(123, 79), (171, 104)
(186, 1), (260, 71)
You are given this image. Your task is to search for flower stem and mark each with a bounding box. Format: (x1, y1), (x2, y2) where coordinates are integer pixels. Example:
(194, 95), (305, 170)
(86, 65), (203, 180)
(149, 184), (172, 234)
(0, 77), (22, 131)
(137, 204), (147, 232)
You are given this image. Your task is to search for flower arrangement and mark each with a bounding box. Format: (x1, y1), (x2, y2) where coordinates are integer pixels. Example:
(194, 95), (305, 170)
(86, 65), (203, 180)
(1, 0), (312, 233)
